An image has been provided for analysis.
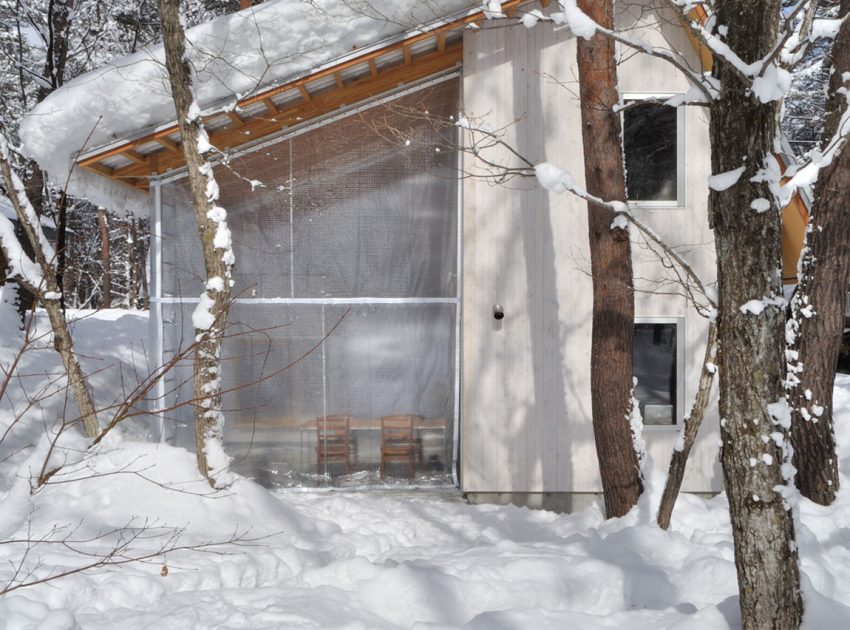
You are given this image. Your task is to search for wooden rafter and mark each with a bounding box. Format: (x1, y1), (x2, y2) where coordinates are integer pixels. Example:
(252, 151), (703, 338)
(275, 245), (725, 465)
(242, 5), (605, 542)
(88, 162), (114, 177)
(226, 110), (245, 127)
(86, 44), (462, 186)
(297, 84), (312, 103)
(156, 136), (180, 152)
(122, 149), (147, 164)
(262, 97), (279, 115)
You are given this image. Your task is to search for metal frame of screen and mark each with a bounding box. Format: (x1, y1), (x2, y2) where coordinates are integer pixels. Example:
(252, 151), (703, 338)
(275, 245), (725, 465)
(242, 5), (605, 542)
(148, 71), (463, 488)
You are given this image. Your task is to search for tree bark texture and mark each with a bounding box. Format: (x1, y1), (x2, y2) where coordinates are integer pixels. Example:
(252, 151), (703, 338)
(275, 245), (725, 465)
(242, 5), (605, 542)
(576, 0), (642, 519)
(0, 143), (98, 439)
(657, 322), (717, 530)
(787, 0), (850, 506)
(157, 0), (233, 486)
(710, 1), (802, 627)
(55, 193), (67, 311)
(97, 208), (111, 309)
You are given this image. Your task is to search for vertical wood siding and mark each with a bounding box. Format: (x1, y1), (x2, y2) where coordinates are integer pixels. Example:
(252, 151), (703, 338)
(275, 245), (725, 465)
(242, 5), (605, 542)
(461, 4), (721, 493)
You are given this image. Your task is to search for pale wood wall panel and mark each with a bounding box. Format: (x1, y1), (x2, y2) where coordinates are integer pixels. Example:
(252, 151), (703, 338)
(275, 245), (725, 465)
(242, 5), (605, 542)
(461, 3), (721, 494)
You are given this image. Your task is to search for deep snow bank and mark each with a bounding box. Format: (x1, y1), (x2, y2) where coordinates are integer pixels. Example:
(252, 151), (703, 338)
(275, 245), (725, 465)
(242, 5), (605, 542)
(1, 310), (850, 629)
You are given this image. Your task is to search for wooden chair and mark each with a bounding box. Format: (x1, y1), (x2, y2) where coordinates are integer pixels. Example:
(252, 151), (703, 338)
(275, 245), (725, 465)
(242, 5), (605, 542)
(316, 415), (351, 476)
(380, 415), (422, 481)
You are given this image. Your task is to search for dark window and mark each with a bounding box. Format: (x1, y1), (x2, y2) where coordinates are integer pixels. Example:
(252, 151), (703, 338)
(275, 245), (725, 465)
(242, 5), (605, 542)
(623, 102), (678, 202)
(634, 323), (678, 425)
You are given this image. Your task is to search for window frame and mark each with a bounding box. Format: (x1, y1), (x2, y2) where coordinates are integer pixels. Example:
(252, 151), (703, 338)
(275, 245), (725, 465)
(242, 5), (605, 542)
(621, 93), (686, 209)
(634, 316), (686, 431)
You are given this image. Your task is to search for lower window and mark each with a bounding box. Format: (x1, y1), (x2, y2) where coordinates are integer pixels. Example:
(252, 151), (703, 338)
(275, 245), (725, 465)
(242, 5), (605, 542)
(634, 321), (681, 426)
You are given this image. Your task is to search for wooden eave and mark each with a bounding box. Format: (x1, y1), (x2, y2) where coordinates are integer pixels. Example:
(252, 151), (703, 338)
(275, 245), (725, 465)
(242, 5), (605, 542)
(777, 153), (812, 286)
(77, 0), (539, 191)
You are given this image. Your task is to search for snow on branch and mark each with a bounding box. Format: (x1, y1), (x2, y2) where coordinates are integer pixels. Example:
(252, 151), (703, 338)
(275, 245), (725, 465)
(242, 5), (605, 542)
(0, 214), (42, 291)
(782, 78), (850, 196)
(0, 136), (56, 264)
(671, 0), (842, 103)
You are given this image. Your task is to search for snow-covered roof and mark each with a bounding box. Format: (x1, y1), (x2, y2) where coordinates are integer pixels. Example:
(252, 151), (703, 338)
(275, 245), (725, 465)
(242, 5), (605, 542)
(19, 0), (478, 214)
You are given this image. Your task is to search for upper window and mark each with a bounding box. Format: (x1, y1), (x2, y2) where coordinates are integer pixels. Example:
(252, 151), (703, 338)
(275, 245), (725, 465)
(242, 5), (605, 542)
(623, 101), (680, 204)
(633, 321), (681, 426)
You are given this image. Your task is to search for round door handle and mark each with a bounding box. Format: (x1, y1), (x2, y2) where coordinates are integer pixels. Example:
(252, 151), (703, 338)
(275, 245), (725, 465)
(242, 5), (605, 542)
(493, 304), (504, 320)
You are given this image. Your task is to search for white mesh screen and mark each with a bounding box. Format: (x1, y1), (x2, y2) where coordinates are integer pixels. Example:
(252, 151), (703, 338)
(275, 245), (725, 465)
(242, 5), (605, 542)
(157, 78), (460, 487)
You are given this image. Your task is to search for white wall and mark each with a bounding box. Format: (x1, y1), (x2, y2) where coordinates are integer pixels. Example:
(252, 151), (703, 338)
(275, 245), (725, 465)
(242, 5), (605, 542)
(460, 4), (722, 493)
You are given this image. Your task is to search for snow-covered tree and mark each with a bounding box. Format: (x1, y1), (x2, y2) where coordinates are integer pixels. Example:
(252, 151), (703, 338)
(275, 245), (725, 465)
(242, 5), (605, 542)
(787, 0), (850, 506)
(0, 134), (98, 438)
(0, 0), (234, 313)
(156, 0), (235, 487)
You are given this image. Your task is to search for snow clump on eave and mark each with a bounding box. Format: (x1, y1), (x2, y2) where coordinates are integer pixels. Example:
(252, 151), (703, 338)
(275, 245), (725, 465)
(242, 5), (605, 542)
(18, 0), (476, 215)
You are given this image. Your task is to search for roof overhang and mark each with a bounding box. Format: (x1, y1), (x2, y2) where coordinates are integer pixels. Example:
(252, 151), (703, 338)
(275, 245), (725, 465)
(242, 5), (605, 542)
(76, 0), (544, 191)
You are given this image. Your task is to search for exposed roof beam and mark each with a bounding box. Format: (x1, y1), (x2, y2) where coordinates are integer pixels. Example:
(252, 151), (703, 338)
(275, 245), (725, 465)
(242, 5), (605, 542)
(156, 136), (180, 152)
(297, 83), (312, 103)
(262, 97), (279, 114)
(87, 162), (114, 177)
(227, 110), (246, 127)
(122, 149), (147, 164)
(93, 44), (462, 183)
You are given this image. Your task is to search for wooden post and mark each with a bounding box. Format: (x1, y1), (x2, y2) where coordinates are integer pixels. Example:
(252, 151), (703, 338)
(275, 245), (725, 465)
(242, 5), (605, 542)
(129, 219), (138, 309)
(239, 0), (251, 9)
(97, 207), (111, 309)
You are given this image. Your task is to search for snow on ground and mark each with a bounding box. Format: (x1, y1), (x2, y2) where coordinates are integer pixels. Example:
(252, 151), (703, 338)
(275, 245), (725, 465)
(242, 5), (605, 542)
(2, 306), (850, 629)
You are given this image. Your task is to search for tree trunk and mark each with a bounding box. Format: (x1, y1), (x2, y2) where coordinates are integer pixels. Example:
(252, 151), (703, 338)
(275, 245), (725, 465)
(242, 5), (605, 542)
(787, 0), (850, 506)
(657, 322), (717, 530)
(710, 1), (802, 626)
(34, 0), (75, 296)
(156, 0), (234, 486)
(0, 138), (99, 439)
(97, 208), (111, 309)
(576, 0), (642, 518)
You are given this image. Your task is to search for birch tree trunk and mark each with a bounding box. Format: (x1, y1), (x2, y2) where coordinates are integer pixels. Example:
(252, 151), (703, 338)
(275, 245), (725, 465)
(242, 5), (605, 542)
(710, 1), (802, 626)
(575, 0), (642, 518)
(786, 0), (850, 506)
(0, 137), (99, 439)
(156, 0), (235, 487)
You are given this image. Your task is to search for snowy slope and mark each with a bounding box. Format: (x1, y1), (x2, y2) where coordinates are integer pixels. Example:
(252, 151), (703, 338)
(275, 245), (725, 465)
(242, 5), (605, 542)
(2, 308), (850, 628)
(18, 0), (476, 215)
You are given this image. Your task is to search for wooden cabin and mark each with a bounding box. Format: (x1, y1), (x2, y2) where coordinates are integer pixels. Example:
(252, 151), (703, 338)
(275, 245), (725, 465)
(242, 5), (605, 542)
(20, 0), (808, 508)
